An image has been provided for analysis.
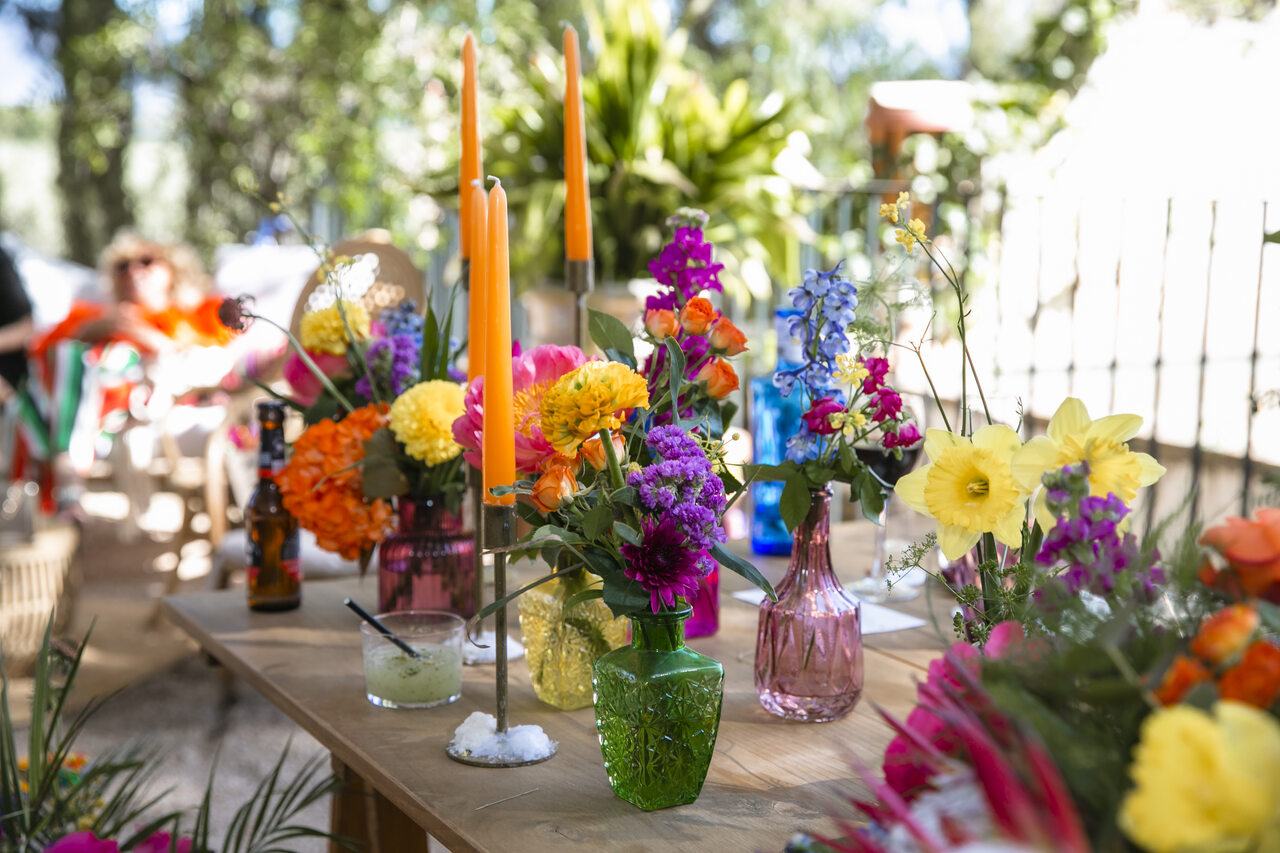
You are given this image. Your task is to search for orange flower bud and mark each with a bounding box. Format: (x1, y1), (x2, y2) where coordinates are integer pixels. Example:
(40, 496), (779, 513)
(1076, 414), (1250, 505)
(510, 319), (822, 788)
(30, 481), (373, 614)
(696, 358), (739, 399)
(1152, 655), (1212, 706)
(707, 316), (748, 356)
(679, 297), (717, 335)
(1191, 604), (1259, 664)
(531, 464), (577, 513)
(581, 432), (625, 471)
(644, 308), (679, 340)
(1218, 640), (1280, 709)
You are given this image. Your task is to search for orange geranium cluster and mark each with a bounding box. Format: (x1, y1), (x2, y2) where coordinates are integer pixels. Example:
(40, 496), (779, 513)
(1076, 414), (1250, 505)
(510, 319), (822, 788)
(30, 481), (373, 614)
(1199, 507), (1280, 600)
(277, 403), (395, 561)
(1153, 603), (1280, 709)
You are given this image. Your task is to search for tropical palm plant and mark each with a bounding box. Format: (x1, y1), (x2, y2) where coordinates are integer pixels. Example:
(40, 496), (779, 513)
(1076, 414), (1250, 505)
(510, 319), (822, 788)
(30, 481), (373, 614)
(0, 619), (351, 852)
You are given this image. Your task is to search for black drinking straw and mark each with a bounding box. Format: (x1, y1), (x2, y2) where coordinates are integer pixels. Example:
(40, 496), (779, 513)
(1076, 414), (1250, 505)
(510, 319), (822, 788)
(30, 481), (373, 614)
(344, 598), (422, 659)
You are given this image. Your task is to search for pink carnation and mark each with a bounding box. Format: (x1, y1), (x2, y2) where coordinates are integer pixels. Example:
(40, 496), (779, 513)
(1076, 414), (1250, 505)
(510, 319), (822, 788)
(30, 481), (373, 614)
(801, 397), (844, 436)
(452, 344), (591, 474)
(282, 350), (350, 407)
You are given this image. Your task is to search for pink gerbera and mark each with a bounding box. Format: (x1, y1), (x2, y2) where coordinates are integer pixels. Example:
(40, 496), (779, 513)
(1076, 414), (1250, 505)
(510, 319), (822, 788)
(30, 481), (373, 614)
(452, 344), (591, 474)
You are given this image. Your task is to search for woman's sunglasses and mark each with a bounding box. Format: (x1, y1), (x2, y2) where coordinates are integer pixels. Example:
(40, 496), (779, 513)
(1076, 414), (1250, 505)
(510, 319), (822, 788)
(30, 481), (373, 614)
(113, 255), (157, 275)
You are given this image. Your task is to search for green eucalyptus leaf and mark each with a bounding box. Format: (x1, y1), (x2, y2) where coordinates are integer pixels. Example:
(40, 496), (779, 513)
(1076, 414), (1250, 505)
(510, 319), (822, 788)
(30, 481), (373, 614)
(613, 521), (642, 546)
(710, 542), (776, 601)
(779, 475), (811, 533)
(588, 309), (635, 360)
(583, 501), (613, 541)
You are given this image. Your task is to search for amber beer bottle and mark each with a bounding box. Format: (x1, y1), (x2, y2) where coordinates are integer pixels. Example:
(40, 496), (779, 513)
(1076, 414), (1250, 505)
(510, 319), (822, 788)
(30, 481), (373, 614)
(246, 400), (301, 611)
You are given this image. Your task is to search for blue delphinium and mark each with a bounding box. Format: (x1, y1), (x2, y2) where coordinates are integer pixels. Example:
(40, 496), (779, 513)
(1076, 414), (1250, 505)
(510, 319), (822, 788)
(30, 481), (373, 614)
(774, 263), (858, 463)
(380, 301), (425, 343)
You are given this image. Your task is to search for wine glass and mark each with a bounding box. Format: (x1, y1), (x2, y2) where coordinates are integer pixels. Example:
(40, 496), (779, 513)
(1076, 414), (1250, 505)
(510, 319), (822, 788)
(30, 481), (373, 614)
(847, 438), (924, 604)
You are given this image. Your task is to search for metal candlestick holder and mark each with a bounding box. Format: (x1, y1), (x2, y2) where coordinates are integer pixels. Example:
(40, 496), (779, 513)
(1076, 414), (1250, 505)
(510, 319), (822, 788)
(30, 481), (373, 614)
(447, 503), (557, 767)
(566, 258), (593, 348)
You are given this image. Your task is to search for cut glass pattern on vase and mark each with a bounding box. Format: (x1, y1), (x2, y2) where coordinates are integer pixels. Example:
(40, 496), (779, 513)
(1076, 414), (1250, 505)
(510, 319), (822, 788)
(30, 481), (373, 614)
(518, 570), (627, 710)
(754, 488), (864, 722)
(593, 608), (724, 810)
(377, 495), (476, 617)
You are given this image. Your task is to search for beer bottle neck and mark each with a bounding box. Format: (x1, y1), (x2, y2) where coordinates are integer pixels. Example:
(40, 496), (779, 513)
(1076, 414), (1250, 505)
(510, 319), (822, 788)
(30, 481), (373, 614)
(257, 422), (287, 480)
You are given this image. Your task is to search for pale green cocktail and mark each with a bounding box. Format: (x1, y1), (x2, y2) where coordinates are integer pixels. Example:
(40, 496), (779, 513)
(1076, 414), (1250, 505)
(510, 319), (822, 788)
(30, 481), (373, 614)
(360, 611), (465, 709)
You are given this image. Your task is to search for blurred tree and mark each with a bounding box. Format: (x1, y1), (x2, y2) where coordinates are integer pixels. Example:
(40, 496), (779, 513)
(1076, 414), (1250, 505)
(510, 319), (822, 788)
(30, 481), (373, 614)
(55, 0), (138, 264)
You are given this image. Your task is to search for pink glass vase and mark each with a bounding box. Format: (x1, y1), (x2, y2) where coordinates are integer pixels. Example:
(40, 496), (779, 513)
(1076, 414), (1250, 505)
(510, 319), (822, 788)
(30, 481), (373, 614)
(754, 488), (864, 722)
(377, 495), (476, 617)
(685, 566), (719, 638)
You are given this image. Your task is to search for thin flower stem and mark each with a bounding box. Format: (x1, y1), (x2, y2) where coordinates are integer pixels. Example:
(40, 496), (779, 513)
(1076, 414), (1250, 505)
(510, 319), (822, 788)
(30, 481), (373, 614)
(909, 336), (952, 433)
(249, 312), (356, 413)
(599, 428), (626, 491)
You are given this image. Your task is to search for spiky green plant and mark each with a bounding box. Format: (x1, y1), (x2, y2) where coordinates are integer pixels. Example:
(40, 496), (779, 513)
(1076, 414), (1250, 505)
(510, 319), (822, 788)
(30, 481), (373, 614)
(0, 619), (354, 852)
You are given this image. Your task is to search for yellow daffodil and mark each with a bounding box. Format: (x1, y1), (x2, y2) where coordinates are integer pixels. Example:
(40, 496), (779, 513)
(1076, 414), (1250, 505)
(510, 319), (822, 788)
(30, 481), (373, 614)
(299, 300), (370, 355)
(539, 362), (650, 455)
(894, 425), (1028, 560)
(389, 380), (465, 466)
(1011, 397), (1165, 530)
(1120, 702), (1280, 853)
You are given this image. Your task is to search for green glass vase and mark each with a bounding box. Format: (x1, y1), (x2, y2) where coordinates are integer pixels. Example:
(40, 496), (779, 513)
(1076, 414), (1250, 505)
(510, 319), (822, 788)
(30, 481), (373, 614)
(592, 607), (724, 810)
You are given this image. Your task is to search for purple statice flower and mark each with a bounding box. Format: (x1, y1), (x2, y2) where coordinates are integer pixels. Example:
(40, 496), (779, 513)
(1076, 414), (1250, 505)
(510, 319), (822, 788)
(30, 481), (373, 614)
(357, 333), (420, 400)
(620, 515), (707, 611)
(627, 426), (728, 553)
(1041, 461), (1092, 518)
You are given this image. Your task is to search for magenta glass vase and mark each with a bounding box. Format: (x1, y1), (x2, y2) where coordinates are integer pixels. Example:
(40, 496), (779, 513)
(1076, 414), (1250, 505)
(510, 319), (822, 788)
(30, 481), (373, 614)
(754, 488), (863, 722)
(685, 566), (719, 638)
(377, 495), (476, 617)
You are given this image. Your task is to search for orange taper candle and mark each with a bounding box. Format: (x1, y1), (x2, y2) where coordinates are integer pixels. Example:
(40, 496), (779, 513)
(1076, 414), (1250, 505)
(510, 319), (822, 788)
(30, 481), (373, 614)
(482, 178), (515, 505)
(466, 181), (488, 383)
(460, 33), (482, 260)
(563, 26), (592, 261)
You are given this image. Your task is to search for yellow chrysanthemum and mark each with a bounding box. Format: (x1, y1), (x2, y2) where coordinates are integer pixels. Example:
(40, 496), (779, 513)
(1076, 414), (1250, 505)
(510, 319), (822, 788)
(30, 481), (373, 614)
(389, 380), (466, 466)
(895, 425), (1028, 560)
(1011, 397), (1166, 530)
(299, 300), (370, 355)
(1120, 702), (1280, 853)
(539, 362), (650, 454)
(834, 354), (870, 388)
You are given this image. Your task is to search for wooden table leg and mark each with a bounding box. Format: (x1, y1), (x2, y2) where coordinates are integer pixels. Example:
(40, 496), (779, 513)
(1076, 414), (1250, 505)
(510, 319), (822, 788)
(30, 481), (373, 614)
(330, 755), (430, 853)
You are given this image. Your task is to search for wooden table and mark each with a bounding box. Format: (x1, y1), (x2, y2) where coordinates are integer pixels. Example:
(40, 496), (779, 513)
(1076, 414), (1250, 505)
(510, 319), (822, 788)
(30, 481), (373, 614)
(163, 526), (949, 853)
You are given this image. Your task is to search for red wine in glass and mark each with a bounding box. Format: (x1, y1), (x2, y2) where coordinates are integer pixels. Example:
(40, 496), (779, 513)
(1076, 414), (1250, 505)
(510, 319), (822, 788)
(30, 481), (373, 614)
(855, 442), (922, 487)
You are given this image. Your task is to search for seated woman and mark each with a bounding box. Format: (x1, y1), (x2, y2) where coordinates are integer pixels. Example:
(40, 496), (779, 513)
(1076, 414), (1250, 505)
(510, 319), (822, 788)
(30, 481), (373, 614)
(16, 232), (232, 515)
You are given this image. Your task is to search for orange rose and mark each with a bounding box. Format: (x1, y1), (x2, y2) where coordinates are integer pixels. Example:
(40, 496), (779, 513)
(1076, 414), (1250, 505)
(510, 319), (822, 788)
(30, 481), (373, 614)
(707, 316), (748, 356)
(696, 358), (739, 399)
(1190, 604), (1260, 664)
(1218, 640), (1280, 709)
(679, 297), (717, 335)
(644, 308), (679, 340)
(1199, 508), (1280, 598)
(531, 464), (577, 512)
(581, 432), (625, 471)
(1152, 655), (1212, 706)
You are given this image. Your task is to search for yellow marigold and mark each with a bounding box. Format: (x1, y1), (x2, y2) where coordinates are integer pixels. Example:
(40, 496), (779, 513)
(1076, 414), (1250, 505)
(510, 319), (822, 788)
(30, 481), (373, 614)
(1012, 397), (1165, 530)
(1121, 702), (1280, 853)
(895, 425), (1028, 560)
(390, 380), (466, 466)
(299, 300), (370, 355)
(538, 362), (650, 455)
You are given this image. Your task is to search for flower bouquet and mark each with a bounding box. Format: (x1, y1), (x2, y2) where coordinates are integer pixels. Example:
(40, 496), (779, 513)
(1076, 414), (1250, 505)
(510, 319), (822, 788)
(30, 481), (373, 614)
(463, 210), (773, 808)
(220, 253), (469, 583)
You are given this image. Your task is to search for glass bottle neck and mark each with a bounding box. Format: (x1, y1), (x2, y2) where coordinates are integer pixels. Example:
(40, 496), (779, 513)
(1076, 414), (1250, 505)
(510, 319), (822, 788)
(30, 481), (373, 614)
(630, 609), (691, 652)
(780, 489), (838, 593)
(257, 424), (286, 480)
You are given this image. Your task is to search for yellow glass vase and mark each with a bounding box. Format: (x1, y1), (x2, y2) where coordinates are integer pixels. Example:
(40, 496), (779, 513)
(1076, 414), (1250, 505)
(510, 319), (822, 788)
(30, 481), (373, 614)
(518, 569), (628, 710)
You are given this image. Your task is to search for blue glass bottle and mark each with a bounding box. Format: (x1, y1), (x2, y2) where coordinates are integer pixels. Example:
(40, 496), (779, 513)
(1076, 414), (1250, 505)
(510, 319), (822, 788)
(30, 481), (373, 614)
(750, 309), (804, 556)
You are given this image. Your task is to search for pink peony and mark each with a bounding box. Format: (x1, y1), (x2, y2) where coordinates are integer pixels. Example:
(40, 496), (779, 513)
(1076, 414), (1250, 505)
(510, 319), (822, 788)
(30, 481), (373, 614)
(45, 833), (120, 853)
(452, 344), (591, 474)
(282, 349), (351, 407)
